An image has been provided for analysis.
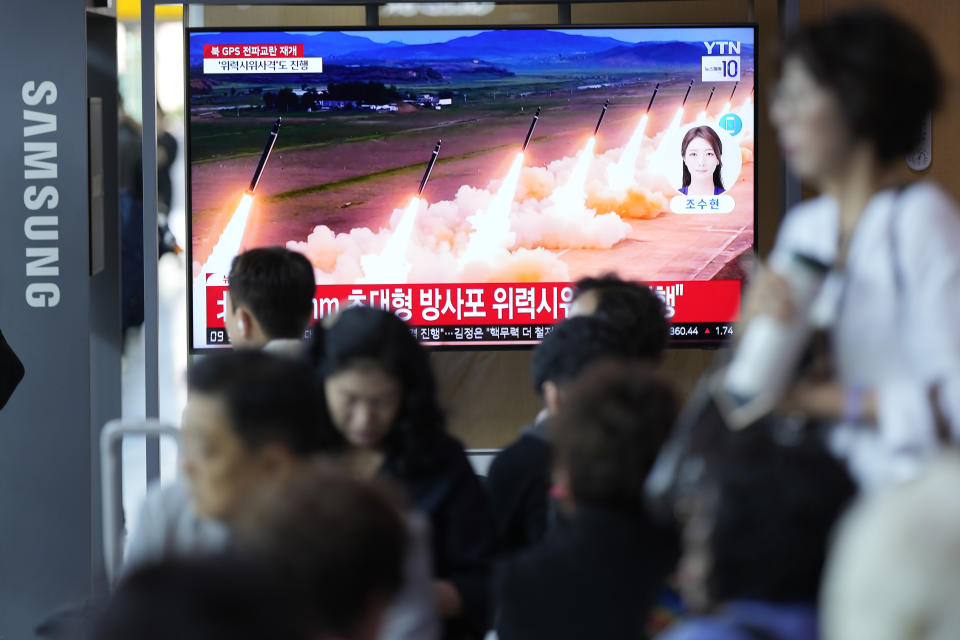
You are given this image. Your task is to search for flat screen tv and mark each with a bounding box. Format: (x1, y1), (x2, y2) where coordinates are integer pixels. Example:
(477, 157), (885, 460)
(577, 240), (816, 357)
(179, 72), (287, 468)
(186, 25), (756, 350)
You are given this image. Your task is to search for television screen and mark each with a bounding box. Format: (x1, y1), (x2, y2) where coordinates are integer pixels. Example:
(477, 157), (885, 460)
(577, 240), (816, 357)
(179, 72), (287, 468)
(187, 25), (756, 350)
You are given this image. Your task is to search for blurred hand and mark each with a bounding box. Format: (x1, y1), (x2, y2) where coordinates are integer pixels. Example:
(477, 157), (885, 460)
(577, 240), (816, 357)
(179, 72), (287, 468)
(741, 263), (797, 325)
(781, 379), (876, 423)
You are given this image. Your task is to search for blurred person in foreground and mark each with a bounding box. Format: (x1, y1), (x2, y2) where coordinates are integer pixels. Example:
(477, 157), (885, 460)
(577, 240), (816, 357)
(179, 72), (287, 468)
(311, 306), (494, 640)
(93, 468), (408, 640)
(495, 362), (679, 640)
(487, 314), (640, 555)
(745, 7), (960, 488)
(123, 351), (326, 568)
(223, 246), (316, 355)
(124, 350), (439, 640)
(821, 453), (960, 640)
(568, 274), (670, 361)
(237, 464), (410, 640)
(88, 556), (308, 640)
(658, 423), (856, 640)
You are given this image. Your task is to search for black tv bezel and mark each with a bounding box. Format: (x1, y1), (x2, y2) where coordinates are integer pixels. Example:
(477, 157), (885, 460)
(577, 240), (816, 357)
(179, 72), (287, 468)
(184, 23), (759, 353)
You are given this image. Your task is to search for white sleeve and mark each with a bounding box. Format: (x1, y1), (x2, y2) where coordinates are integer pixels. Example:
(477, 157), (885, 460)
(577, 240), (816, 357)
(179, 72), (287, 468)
(769, 196), (837, 266)
(121, 483), (168, 575)
(874, 184), (960, 450)
(377, 512), (441, 640)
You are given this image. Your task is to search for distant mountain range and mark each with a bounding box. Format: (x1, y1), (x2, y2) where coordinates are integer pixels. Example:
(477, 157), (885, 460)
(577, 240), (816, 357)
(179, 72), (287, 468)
(331, 30), (632, 64)
(189, 29), (754, 74)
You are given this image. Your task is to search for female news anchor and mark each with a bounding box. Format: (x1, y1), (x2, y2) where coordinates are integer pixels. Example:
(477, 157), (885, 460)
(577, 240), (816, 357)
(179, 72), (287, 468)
(679, 125), (726, 197)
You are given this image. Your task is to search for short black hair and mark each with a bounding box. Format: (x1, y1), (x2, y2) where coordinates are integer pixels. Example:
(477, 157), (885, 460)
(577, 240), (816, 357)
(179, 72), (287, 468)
(228, 247), (315, 339)
(237, 464), (408, 639)
(553, 361), (677, 512)
(187, 350), (329, 456)
(89, 555), (307, 640)
(573, 274), (668, 360)
(313, 307), (447, 478)
(530, 316), (630, 394)
(781, 7), (941, 162)
(701, 425), (856, 604)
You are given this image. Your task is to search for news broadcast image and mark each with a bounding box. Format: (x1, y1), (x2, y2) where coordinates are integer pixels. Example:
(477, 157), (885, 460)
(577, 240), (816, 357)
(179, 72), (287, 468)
(187, 27), (755, 349)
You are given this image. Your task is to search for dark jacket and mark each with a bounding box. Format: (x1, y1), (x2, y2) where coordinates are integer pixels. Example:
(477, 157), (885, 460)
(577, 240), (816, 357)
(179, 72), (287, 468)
(495, 506), (679, 640)
(0, 328), (24, 410)
(384, 433), (497, 640)
(486, 422), (552, 554)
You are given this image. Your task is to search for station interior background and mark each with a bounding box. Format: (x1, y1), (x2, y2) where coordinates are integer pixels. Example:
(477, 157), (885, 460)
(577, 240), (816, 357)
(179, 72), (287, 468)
(114, 0), (960, 544)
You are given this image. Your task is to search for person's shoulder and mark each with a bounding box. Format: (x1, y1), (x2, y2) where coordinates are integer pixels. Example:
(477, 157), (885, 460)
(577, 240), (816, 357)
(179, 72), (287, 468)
(773, 194), (837, 263)
(895, 181), (960, 267)
(488, 430), (551, 482)
(656, 617), (754, 640)
(493, 429), (550, 464)
(901, 181), (960, 225)
(142, 479), (193, 516)
(783, 193), (834, 225)
(496, 534), (575, 594)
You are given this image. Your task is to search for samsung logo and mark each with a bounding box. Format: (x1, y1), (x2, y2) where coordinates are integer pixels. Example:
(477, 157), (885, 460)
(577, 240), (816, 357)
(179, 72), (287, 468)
(22, 80), (60, 308)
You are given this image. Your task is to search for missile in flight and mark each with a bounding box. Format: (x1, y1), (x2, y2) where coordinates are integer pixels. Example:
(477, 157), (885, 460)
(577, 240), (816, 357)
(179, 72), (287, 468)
(704, 86), (716, 112)
(593, 100), (609, 136)
(247, 117), (281, 195)
(522, 106), (542, 152)
(417, 139), (442, 197)
(646, 83), (660, 113)
(681, 80), (694, 108)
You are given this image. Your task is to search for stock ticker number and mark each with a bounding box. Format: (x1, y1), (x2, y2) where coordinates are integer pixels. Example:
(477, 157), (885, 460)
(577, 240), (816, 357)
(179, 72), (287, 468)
(207, 329), (230, 345)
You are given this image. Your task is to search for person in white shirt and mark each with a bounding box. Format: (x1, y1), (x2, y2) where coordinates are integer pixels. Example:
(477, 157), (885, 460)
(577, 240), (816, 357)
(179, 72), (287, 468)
(744, 7), (960, 488)
(223, 246), (316, 353)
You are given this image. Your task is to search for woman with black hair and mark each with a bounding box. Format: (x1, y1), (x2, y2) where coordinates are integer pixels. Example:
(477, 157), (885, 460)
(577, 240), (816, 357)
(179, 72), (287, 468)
(679, 126), (725, 197)
(310, 307), (496, 640)
(745, 7), (960, 488)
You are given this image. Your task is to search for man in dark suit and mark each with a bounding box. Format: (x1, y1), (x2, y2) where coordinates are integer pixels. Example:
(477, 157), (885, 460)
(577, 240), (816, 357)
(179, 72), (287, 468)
(494, 362), (679, 640)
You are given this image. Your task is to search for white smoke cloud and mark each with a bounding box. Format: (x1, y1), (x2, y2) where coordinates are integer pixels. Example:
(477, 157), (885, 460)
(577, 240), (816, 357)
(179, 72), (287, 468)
(284, 119), (752, 284)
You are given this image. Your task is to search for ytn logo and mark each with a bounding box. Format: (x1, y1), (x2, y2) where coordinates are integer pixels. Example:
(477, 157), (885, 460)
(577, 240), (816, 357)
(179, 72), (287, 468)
(703, 41), (742, 55)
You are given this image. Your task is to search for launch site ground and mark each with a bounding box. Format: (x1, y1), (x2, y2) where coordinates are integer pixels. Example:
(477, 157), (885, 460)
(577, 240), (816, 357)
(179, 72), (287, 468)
(190, 82), (754, 282)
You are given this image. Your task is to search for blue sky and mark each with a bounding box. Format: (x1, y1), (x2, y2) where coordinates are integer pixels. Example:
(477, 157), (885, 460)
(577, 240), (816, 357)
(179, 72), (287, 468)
(556, 27), (754, 44)
(327, 27), (753, 46)
(339, 30), (483, 44)
(198, 27), (754, 48)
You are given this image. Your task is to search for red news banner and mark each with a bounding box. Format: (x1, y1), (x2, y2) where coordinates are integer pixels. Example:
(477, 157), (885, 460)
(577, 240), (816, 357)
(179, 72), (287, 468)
(205, 280), (740, 332)
(202, 43), (322, 74)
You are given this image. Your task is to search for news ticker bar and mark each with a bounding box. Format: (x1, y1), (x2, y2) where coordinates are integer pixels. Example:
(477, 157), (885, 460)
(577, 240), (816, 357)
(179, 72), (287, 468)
(208, 322), (736, 346)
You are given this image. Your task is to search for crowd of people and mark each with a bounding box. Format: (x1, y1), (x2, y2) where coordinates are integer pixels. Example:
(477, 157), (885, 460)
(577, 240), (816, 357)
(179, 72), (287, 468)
(84, 8), (960, 640)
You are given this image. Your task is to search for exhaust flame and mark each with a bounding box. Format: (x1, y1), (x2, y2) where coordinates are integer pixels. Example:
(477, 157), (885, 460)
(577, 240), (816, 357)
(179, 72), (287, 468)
(460, 151), (525, 266)
(607, 113), (649, 192)
(359, 195), (422, 284)
(202, 193), (255, 277)
(549, 136), (596, 211)
(191, 192), (255, 346)
(669, 106), (686, 130)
